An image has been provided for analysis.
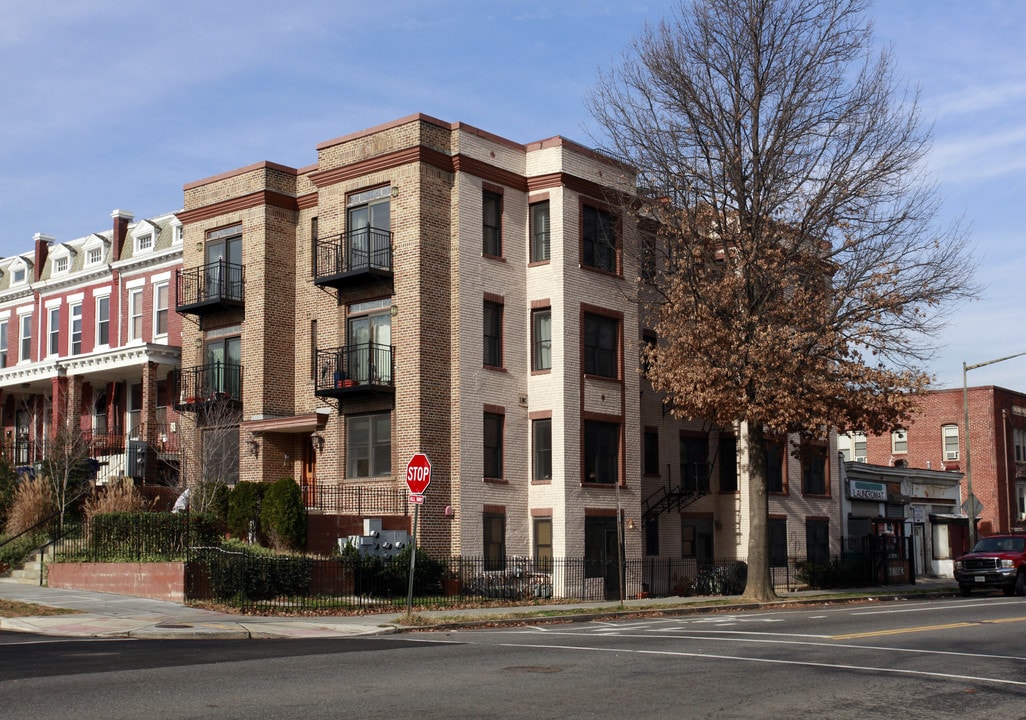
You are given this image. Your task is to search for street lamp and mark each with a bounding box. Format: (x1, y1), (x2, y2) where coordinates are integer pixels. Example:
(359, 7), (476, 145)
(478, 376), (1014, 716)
(963, 351), (1026, 547)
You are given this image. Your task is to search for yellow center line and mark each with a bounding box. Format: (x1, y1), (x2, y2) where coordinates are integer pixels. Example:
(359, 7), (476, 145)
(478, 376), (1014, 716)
(832, 616), (1026, 640)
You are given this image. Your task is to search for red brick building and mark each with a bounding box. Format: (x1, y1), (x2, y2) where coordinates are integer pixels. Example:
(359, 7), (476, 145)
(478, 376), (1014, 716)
(839, 385), (1026, 538)
(0, 210), (183, 485)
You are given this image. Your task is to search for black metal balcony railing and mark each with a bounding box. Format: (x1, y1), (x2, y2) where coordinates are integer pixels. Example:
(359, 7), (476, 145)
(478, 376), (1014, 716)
(315, 344), (394, 397)
(1, 439), (38, 467)
(176, 260), (245, 314)
(313, 227), (393, 287)
(176, 361), (243, 411)
(80, 431), (126, 456)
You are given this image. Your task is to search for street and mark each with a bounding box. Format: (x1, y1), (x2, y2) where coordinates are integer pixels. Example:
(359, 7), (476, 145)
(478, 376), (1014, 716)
(3, 595), (1026, 719)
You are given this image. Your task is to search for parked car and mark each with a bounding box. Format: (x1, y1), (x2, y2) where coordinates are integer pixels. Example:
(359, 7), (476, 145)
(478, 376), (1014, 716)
(953, 534), (1026, 596)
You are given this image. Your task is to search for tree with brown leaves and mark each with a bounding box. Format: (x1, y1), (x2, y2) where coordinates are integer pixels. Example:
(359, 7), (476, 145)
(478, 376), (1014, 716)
(589, 0), (977, 600)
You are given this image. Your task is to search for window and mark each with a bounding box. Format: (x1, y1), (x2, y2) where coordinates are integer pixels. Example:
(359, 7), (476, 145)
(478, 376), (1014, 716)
(681, 435), (709, 493)
(533, 418), (552, 481)
(1018, 482), (1026, 521)
(47, 306), (60, 356)
(643, 429), (659, 476)
(483, 300), (503, 367)
(1016, 428), (1026, 463)
(802, 444), (828, 495)
(640, 232), (656, 281)
(11, 266), (26, 284)
(806, 518), (830, 564)
(19, 313), (31, 362)
(347, 187), (391, 272)
(95, 296), (110, 346)
(484, 513), (506, 572)
(838, 432), (867, 462)
(582, 205), (617, 273)
(203, 425), (239, 488)
(891, 429), (907, 454)
(0, 320), (7, 367)
(484, 412), (504, 479)
(128, 288), (143, 341)
(583, 312), (618, 378)
(942, 424), (960, 461)
(482, 190), (502, 256)
(719, 436), (738, 492)
(69, 303), (82, 355)
(534, 517), (553, 571)
(765, 441), (784, 493)
(346, 413), (391, 478)
(644, 515), (659, 556)
(153, 283), (169, 336)
(136, 233), (153, 252)
(768, 517), (788, 567)
(531, 308), (551, 371)
(310, 319), (317, 381)
(87, 246), (103, 266)
(530, 201), (550, 262)
(53, 256), (68, 275)
(347, 298), (391, 384)
(584, 420), (619, 484)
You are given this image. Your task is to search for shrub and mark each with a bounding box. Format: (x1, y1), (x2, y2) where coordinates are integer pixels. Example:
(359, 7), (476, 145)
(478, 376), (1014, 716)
(4, 477), (54, 537)
(0, 456), (16, 527)
(82, 480), (144, 520)
(200, 542), (312, 601)
(86, 511), (222, 561)
(260, 478), (307, 551)
(0, 531), (44, 570)
(227, 482), (266, 540)
(796, 557), (872, 589)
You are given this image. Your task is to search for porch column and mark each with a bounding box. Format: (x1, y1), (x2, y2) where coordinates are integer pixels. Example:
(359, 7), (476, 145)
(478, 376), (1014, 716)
(141, 361), (159, 446)
(51, 370), (69, 438)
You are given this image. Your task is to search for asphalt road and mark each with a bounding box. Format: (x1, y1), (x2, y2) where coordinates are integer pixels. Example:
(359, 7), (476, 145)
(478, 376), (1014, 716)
(3, 594), (1025, 719)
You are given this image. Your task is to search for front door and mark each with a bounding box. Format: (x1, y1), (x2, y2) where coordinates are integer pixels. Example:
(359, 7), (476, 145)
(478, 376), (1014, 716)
(301, 440), (316, 508)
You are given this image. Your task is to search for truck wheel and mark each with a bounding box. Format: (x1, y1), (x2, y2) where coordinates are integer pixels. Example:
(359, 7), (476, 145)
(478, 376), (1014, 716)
(1016, 571), (1026, 597)
(959, 585), (972, 597)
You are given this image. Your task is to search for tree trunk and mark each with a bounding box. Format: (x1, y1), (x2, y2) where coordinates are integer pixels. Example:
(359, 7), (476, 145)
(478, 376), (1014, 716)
(740, 420), (777, 602)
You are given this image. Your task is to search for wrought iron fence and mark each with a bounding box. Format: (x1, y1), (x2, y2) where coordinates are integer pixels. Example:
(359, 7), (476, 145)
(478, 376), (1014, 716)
(302, 484), (408, 514)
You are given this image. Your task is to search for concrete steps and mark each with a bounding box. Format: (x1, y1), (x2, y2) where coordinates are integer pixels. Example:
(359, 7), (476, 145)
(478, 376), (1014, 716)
(0, 546), (53, 586)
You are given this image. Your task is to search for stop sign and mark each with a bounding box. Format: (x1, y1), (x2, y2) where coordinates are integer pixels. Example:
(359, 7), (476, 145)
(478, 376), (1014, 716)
(405, 453), (432, 495)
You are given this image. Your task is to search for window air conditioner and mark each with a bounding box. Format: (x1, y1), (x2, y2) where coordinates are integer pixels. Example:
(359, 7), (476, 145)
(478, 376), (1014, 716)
(855, 456), (867, 463)
(945, 451), (959, 460)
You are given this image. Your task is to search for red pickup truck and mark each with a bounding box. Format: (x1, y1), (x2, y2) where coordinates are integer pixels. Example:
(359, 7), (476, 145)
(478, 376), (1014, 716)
(954, 534), (1026, 596)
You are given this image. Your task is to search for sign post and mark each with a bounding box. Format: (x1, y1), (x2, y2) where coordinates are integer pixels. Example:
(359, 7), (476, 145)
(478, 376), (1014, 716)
(405, 453), (432, 618)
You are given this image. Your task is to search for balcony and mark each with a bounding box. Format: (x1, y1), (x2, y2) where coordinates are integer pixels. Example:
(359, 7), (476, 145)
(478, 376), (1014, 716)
(176, 260), (245, 315)
(314, 344), (394, 401)
(175, 361), (243, 413)
(313, 227), (393, 292)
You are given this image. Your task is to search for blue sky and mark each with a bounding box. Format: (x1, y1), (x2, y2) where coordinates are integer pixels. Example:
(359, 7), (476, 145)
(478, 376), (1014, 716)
(1, 1), (1022, 390)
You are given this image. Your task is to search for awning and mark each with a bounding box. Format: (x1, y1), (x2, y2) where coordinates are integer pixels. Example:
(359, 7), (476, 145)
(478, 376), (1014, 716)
(242, 410), (329, 434)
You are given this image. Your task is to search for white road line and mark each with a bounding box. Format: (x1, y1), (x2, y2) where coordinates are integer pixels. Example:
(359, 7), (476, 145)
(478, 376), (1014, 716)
(501, 628), (1026, 662)
(500, 641), (1026, 687)
(851, 600), (1021, 615)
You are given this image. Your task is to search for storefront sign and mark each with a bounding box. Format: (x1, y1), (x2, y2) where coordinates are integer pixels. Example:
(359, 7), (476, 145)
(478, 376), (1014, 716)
(850, 480), (887, 501)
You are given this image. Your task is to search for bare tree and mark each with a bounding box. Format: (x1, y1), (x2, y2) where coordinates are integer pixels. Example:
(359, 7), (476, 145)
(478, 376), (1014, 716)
(589, 0), (977, 600)
(40, 422), (93, 530)
(177, 399), (240, 516)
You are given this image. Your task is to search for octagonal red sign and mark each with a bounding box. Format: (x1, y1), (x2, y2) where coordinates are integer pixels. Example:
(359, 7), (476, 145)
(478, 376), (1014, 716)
(405, 453), (432, 496)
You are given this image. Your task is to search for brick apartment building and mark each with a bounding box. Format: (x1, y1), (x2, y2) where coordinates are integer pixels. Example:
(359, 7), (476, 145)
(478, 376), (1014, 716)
(839, 385), (1026, 545)
(173, 113), (841, 582)
(0, 210), (183, 486)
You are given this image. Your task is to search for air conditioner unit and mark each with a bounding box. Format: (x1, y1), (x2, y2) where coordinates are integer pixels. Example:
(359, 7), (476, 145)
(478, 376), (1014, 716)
(855, 456), (868, 463)
(945, 451), (960, 460)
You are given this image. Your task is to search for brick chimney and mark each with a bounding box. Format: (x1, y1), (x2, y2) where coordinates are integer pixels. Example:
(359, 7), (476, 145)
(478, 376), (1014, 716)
(111, 209), (133, 262)
(33, 233), (54, 282)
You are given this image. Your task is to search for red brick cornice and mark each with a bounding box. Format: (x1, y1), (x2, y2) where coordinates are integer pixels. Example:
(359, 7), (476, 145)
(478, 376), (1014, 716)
(176, 190), (298, 224)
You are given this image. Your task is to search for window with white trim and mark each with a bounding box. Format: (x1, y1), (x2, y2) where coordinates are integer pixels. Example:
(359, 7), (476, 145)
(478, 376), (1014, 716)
(942, 424), (959, 461)
(0, 320), (7, 368)
(1015, 428), (1026, 463)
(96, 295), (110, 347)
(70, 303), (82, 355)
(891, 429), (907, 454)
(87, 246), (103, 266)
(47, 306), (60, 356)
(153, 283), (169, 337)
(838, 432), (867, 462)
(128, 288), (143, 341)
(53, 256), (69, 275)
(19, 313), (32, 362)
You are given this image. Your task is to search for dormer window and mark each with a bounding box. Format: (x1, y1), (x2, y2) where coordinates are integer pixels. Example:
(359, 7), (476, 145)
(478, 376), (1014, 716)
(170, 217), (184, 244)
(9, 258), (30, 286)
(131, 220), (160, 255)
(53, 257), (68, 274)
(83, 234), (108, 268)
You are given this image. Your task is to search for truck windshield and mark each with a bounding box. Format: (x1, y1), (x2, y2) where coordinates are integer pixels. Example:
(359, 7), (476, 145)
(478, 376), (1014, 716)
(972, 537), (1025, 553)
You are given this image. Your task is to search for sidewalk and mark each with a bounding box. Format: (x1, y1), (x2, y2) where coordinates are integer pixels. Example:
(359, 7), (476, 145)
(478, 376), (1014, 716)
(0, 578), (958, 640)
